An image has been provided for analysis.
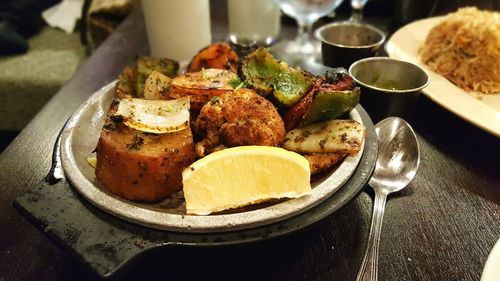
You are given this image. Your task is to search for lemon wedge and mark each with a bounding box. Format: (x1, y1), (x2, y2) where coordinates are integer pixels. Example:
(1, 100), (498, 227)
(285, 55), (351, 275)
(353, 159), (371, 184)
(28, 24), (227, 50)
(115, 97), (190, 134)
(182, 146), (311, 215)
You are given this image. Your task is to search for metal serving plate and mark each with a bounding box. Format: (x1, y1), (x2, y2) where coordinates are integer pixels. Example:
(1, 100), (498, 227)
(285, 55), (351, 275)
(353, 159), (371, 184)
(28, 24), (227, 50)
(60, 82), (365, 233)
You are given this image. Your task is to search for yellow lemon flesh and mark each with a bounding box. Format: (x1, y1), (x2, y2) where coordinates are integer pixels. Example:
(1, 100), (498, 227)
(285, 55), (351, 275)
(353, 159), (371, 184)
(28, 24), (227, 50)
(182, 146), (311, 215)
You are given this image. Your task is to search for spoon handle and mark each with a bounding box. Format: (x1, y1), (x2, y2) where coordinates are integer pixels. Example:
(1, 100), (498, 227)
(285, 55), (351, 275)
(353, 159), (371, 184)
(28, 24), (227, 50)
(356, 190), (388, 281)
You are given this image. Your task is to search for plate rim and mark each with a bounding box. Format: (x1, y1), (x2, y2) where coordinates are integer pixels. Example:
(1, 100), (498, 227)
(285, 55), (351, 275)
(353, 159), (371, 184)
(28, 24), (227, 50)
(481, 238), (500, 281)
(386, 16), (500, 138)
(60, 81), (368, 233)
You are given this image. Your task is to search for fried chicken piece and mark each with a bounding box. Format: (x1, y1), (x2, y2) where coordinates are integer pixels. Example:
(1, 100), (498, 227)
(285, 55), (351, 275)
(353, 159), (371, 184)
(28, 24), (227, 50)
(194, 88), (285, 157)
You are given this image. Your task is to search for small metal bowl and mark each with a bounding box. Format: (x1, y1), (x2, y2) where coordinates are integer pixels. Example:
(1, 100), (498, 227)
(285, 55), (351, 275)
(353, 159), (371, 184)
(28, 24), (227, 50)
(349, 57), (429, 122)
(315, 22), (386, 69)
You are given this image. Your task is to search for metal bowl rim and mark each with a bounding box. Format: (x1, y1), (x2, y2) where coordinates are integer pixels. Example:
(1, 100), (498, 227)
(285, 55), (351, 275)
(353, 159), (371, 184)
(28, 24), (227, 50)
(348, 57), (430, 94)
(315, 21), (386, 49)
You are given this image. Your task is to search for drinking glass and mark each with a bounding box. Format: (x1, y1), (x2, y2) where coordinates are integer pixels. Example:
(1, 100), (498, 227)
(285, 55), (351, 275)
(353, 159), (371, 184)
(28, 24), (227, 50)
(349, 0), (369, 21)
(227, 0), (281, 47)
(275, 0), (344, 55)
(142, 0), (211, 61)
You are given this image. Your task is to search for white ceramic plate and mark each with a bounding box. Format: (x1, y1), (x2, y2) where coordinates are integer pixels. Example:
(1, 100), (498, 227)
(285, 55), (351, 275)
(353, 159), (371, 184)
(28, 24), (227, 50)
(386, 17), (500, 137)
(60, 82), (365, 233)
(481, 238), (500, 281)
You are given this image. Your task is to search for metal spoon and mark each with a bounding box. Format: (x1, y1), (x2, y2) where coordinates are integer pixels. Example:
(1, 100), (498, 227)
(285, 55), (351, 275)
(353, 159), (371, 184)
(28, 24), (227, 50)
(356, 117), (420, 281)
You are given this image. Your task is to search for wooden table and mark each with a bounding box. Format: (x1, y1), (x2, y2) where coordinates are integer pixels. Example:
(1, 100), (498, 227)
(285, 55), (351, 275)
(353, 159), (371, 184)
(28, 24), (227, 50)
(1, 1), (498, 280)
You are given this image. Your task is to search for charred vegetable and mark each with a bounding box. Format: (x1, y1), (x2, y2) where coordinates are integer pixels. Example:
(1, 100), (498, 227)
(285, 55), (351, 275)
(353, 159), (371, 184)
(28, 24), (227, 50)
(143, 71), (172, 100)
(114, 97), (190, 134)
(284, 70), (360, 130)
(188, 42), (239, 73)
(168, 69), (238, 110)
(300, 88), (360, 126)
(304, 152), (348, 174)
(283, 119), (365, 174)
(115, 66), (136, 98)
(283, 119), (365, 155)
(136, 57), (179, 97)
(242, 48), (314, 106)
(114, 57), (179, 98)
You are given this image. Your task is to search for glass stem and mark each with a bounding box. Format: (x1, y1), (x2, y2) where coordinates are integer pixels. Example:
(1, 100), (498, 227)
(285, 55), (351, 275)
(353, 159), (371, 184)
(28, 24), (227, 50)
(296, 20), (312, 48)
(350, 7), (364, 22)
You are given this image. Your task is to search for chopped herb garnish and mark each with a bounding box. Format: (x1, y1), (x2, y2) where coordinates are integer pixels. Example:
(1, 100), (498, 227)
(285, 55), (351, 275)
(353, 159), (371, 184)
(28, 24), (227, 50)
(340, 133), (348, 142)
(228, 77), (242, 89)
(228, 77), (247, 90)
(210, 96), (220, 105)
(319, 138), (327, 149)
(127, 133), (145, 150)
(234, 81), (246, 90)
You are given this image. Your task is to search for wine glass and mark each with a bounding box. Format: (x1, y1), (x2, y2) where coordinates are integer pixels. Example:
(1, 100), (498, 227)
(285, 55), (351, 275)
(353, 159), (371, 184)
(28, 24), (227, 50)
(275, 0), (345, 56)
(349, 0), (368, 21)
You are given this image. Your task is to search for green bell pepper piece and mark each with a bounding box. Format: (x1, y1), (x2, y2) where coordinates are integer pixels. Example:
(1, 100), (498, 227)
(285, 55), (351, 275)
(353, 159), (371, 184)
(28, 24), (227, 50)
(242, 48), (314, 106)
(300, 87), (360, 126)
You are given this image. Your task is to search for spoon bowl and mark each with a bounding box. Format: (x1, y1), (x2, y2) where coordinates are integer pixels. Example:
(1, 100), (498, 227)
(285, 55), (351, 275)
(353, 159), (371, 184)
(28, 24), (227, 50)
(369, 117), (420, 194)
(356, 117), (420, 281)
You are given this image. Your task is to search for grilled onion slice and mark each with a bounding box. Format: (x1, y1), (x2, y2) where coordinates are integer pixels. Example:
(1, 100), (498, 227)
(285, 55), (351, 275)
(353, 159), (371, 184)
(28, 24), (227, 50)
(114, 97), (190, 134)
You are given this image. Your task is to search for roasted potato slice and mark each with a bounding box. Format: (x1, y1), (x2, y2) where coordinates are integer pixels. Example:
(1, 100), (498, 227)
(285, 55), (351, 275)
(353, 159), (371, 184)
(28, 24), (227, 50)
(187, 42), (239, 72)
(95, 122), (196, 202)
(168, 69), (238, 109)
(283, 119), (365, 154)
